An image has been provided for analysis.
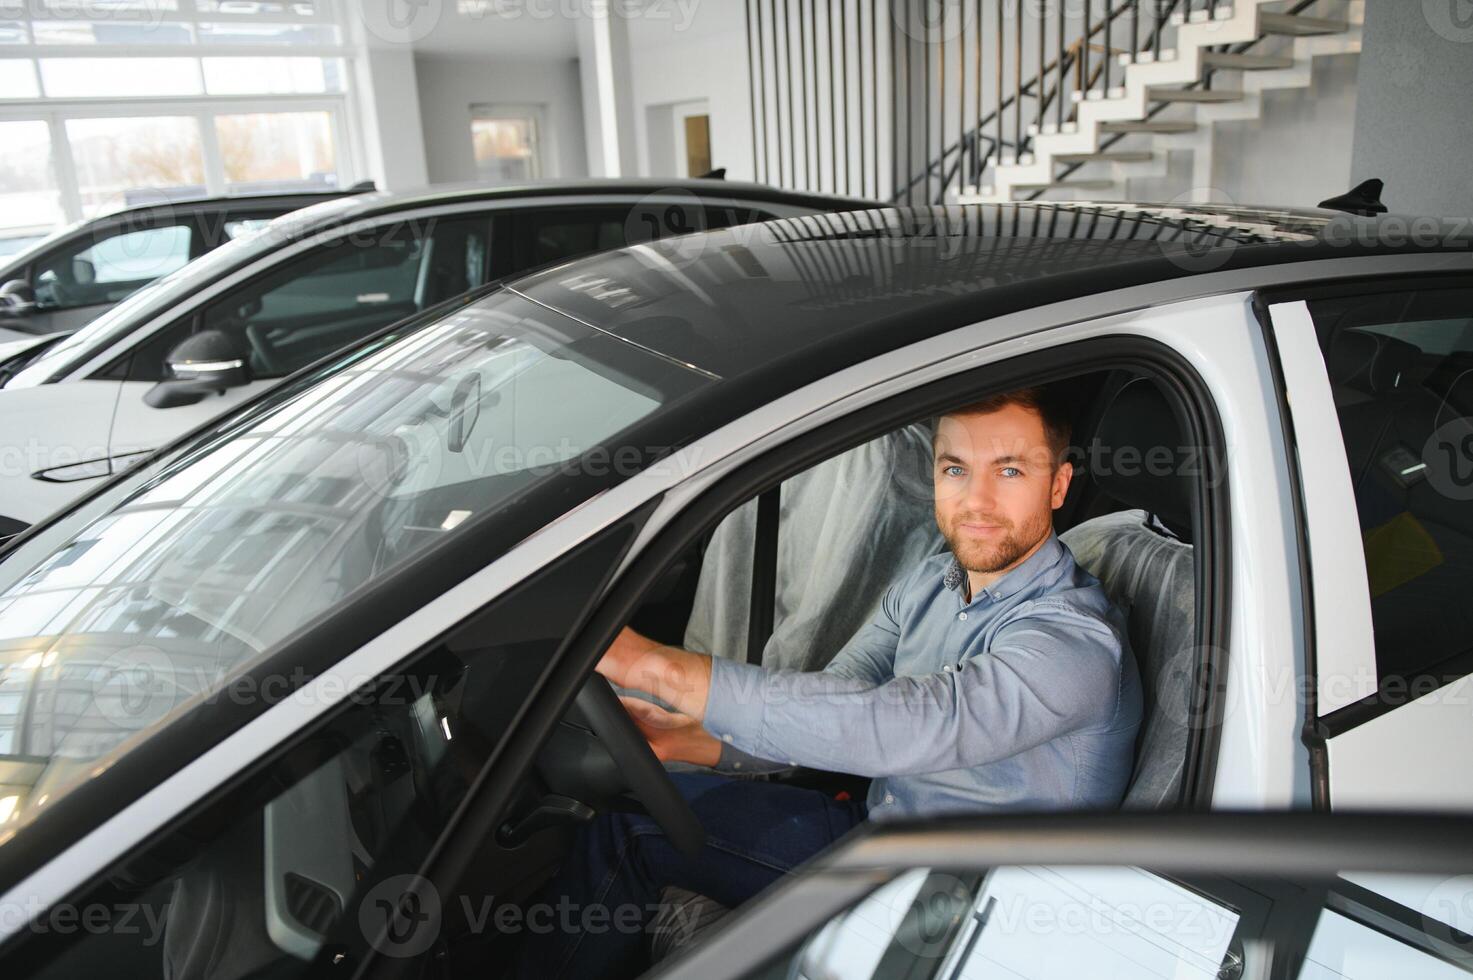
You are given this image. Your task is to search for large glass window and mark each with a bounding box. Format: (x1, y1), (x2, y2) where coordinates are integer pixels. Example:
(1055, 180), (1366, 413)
(65, 116), (207, 217)
(216, 111), (337, 193)
(471, 106), (542, 182)
(0, 1), (355, 236)
(1309, 286), (1473, 685)
(0, 120), (63, 251)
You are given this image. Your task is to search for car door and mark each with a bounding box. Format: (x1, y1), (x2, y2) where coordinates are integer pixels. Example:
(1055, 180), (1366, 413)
(0, 517), (650, 979)
(645, 814), (1473, 980)
(1265, 279), (1473, 811)
(103, 212), (494, 460)
(27, 214), (208, 335)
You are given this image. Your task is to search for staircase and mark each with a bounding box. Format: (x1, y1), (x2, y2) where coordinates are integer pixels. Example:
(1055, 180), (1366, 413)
(953, 0), (1362, 204)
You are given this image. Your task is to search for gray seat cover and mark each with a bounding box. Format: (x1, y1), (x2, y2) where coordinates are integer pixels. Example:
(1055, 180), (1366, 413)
(1060, 508), (1196, 808)
(682, 422), (942, 671)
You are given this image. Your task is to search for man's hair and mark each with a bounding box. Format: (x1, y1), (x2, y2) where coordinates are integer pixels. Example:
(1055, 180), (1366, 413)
(936, 386), (1072, 464)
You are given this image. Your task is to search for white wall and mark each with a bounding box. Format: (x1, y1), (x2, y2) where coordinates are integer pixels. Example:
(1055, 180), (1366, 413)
(626, 4), (760, 182)
(352, 46), (430, 191)
(1351, 0), (1473, 216)
(1208, 53), (1359, 210)
(412, 54), (588, 184)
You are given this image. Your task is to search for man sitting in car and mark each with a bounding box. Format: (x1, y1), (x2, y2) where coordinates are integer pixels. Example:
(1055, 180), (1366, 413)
(510, 386), (1144, 980)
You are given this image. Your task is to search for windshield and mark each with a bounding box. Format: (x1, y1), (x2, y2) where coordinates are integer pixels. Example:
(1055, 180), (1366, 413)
(0, 285), (708, 844)
(4, 195), (369, 389)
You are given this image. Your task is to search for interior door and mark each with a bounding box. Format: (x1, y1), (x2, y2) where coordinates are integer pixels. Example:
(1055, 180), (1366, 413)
(1267, 282), (1473, 810)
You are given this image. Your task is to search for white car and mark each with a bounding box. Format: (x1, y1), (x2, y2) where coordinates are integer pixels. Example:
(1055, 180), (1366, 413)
(0, 179), (873, 541)
(0, 202), (1468, 978)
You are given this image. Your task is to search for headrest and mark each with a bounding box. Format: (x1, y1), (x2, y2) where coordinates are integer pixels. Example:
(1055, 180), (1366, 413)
(1089, 378), (1194, 541)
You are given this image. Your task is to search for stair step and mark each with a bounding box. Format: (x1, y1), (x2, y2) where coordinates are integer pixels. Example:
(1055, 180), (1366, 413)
(1148, 87), (1244, 103)
(1200, 51), (1294, 71)
(1053, 151), (1154, 164)
(1012, 179), (1117, 192)
(1099, 120), (1199, 134)
(1259, 11), (1348, 35)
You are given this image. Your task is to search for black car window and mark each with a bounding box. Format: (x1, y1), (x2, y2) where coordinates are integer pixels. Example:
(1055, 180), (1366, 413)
(517, 204), (777, 272)
(34, 222), (198, 312)
(1308, 287), (1473, 686)
(189, 215), (490, 380)
(3, 521), (642, 980)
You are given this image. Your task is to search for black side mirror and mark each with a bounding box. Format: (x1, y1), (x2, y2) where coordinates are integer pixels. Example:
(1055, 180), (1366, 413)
(144, 330), (252, 409)
(0, 279), (37, 315)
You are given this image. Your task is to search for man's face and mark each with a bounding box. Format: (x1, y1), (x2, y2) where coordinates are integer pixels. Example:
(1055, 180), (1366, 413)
(933, 404), (1073, 576)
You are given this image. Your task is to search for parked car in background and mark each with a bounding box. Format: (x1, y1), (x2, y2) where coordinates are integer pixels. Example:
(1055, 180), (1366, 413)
(0, 186), (373, 344)
(0, 178), (875, 539)
(0, 202), (1467, 977)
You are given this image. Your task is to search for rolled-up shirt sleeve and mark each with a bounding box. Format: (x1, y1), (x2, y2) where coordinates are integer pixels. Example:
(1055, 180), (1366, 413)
(703, 600), (1122, 778)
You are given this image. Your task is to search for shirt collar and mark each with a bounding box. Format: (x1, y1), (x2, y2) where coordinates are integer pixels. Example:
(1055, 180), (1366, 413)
(943, 532), (1064, 602)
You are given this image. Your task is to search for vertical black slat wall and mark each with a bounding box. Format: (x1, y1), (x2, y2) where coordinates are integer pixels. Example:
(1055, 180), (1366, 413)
(747, 0), (889, 200)
(747, 2), (1172, 204)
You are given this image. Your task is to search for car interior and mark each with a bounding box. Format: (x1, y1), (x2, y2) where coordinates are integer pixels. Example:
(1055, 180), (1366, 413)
(10, 365), (1221, 980)
(1312, 286), (1473, 685)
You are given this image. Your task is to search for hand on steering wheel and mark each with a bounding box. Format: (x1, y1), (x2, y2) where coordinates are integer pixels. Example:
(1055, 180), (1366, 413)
(575, 675), (707, 858)
(618, 696), (722, 767)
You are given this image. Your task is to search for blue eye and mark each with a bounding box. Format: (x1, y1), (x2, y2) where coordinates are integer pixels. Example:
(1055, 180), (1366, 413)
(1001, 466), (1022, 478)
(943, 465), (965, 478)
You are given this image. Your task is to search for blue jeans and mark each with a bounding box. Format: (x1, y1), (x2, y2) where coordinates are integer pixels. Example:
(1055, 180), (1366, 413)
(507, 771), (868, 980)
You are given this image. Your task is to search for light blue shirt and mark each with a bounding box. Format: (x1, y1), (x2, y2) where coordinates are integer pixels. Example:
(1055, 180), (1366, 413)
(702, 533), (1143, 821)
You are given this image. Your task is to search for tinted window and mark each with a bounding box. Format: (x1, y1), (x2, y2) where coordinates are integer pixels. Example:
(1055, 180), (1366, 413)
(1310, 287), (1473, 684)
(34, 223), (196, 310)
(192, 216), (490, 380)
(518, 204), (776, 271)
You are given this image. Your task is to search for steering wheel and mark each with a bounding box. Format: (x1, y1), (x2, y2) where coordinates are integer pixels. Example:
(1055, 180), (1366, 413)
(244, 322), (286, 377)
(574, 675), (707, 859)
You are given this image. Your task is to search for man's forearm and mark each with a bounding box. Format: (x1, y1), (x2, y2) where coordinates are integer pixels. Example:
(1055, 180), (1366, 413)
(600, 629), (714, 721)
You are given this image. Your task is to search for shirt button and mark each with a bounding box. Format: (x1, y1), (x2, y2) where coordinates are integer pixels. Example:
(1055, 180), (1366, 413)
(733, 762), (743, 769)
(722, 734), (733, 743)
(957, 611), (968, 621)
(885, 794), (896, 804)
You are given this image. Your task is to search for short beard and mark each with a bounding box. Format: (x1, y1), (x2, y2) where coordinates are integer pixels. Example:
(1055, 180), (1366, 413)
(940, 509), (1052, 576)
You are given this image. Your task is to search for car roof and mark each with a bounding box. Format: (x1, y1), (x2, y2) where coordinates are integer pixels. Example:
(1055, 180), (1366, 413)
(294, 177), (878, 225)
(510, 201), (1473, 382)
(78, 187), (362, 221)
